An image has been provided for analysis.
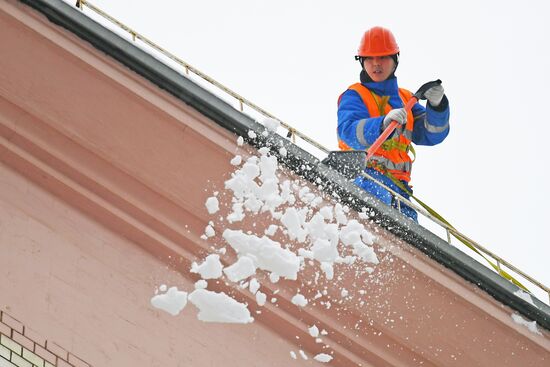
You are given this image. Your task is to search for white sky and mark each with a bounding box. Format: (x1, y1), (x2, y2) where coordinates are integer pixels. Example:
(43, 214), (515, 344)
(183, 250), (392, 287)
(68, 0), (550, 301)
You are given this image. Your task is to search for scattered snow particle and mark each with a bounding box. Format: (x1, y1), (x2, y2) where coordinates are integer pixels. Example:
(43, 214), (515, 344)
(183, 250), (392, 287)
(230, 155), (242, 166)
(150, 287), (188, 316)
(248, 130), (257, 139)
(299, 350), (308, 360)
(341, 289), (349, 298)
(308, 325), (320, 337)
(188, 289), (253, 324)
(237, 136), (244, 146)
(159, 284), (167, 292)
(191, 254), (224, 279)
(223, 256), (257, 282)
(205, 196), (219, 214)
(279, 147), (287, 157)
(511, 314), (542, 335)
(321, 329), (328, 335)
(314, 353), (333, 363)
(315, 338), (323, 343)
(290, 351), (297, 360)
(291, 293), (308, 307)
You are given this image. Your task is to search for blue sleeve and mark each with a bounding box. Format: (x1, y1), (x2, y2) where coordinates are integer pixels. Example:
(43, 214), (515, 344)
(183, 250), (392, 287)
(412, 96), (450, 146)
(337, 90), (384, 149)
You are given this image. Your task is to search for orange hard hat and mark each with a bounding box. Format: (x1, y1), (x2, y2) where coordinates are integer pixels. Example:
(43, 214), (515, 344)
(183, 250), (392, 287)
(357, 26), (399, 57)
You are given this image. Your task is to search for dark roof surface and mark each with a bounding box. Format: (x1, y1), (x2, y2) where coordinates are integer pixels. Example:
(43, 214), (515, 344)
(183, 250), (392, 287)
(21, 0), (550, 330)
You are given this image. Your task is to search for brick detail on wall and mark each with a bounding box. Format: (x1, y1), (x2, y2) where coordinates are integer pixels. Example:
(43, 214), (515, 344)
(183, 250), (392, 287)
(0, 311), (92, 367)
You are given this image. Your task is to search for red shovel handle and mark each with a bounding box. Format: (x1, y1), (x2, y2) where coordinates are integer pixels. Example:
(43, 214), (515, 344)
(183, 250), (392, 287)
(366, 96), (418, 161)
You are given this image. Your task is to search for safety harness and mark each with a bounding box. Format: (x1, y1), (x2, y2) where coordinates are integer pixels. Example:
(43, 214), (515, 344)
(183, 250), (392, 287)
(338, 83), (415, 182)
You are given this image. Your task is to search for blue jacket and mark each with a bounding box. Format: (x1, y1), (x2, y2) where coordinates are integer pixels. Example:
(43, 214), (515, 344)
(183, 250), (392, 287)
(337, 76), (450, 150)
(337, 76), (450, 221)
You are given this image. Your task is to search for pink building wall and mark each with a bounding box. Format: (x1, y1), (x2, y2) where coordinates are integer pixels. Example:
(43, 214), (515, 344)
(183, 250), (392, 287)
(0, 1), (548, 366)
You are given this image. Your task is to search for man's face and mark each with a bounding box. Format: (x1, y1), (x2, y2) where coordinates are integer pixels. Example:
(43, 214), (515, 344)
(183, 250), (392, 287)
(363, 55), (396, 82)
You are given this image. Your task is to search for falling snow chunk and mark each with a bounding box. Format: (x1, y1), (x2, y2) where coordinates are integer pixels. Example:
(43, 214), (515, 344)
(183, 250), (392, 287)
(308, 325), (319, 337)
(314, 353), (333, 363)
(195, 280), (207, 289)
(320, 262), (334, 280)
(262, 117), (280, 132)
(230, 155), (242, 166)
(291, 293), (308, 307)
(249, 278), (260, 294)
(150, 286), (188, 316)
(237, 136), (244, 146)
(281, 207), (308, 242)
(311, 239), (339, 263)
(204, 224), (215, 238)
(319, 205), (334, 221)
(264, 224), (278, 236)
(223, 229), (300, 280)
(191, 254), (224, 279)
(279, 147), (287, 157)
(269, 273), (280, 283)
(188, 289), (253, 324)
(290, 351), (297, 360)
(352, 243), (379, 264)
(256, 291), (267, 306)
(205, 196), (219, 214)
(223, 256), (257, 282)
(299, 350), (308, 360)
(248, 130), (257, 139)
(511, 314), (542, 335)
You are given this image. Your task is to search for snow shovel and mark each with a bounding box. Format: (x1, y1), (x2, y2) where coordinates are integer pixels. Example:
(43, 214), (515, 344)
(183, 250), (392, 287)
(321, 150), (367, 180)
(322, 79), (442, 179)
(366, 79), (442, 160)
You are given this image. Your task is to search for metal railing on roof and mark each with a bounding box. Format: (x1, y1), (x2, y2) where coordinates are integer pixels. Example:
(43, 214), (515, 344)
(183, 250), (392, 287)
(74, 0), (549, 304)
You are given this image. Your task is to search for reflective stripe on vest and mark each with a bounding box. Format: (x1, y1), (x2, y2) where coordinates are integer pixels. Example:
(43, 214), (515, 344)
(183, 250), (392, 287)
(338, 83), (415, 182)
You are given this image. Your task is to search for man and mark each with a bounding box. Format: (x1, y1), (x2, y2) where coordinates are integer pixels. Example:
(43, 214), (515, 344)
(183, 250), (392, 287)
(337, 26), (450, 221)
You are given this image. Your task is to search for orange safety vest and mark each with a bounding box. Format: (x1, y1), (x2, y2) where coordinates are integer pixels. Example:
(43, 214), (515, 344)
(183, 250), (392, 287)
(338, 83), (415, 182)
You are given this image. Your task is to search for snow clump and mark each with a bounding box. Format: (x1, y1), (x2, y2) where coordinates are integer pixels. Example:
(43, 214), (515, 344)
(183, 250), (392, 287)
(291, 293), (308, 307)
(188, 289), (253, 324)
(511, 313), (542, 335)
(191, 254), (224, 280)
(205, 196), (219, 214)
(314, 353), (333, 363)
(261, 117), (281, 132)
(150, 287), (188, 316)
(514, 289), (537, 307)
